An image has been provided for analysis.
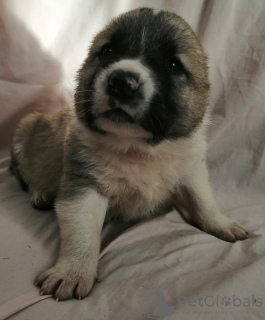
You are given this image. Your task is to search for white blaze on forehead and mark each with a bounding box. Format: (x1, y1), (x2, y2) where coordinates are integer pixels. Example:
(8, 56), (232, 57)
(141, 26), (147, 52)
(153, 9), (161, 15)
(95, 59), (156, 103)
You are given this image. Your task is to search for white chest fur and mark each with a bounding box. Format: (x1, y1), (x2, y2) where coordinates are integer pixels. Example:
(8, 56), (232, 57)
(73, 118), (206, 221)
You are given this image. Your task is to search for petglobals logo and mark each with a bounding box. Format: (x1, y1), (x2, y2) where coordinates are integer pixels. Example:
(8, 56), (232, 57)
(177, 295), (263, 308)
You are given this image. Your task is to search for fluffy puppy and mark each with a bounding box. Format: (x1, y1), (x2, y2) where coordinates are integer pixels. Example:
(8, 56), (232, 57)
(10, 8), (248, 301)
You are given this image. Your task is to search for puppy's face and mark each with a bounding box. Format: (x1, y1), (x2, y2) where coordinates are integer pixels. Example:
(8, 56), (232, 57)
(75, 8), (209, 145)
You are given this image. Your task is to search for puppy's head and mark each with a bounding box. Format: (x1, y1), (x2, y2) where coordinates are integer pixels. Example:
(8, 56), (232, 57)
(75, 7), (209, 145)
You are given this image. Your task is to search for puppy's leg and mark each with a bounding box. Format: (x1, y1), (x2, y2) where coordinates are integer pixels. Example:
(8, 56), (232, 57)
(174, 162), (248, 242)
(36, 188), (108, 300)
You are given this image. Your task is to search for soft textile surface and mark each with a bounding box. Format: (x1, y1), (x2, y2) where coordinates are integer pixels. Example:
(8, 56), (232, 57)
(0, 0), (265, 319)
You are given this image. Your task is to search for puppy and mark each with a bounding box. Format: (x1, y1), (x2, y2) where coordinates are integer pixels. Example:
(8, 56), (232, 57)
(10, 7), (248, 301)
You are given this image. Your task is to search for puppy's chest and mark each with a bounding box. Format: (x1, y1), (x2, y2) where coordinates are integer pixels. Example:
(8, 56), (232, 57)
(95, 153), (181, 210)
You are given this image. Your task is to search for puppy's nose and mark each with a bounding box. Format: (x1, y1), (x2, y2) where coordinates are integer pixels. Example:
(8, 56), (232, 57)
(108, 70), (140, 101)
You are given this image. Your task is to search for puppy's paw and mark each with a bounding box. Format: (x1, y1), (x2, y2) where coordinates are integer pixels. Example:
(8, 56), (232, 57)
(35, 264), (97, 301)
(203, 216), (248, 242)
(31, 192), (54, 210)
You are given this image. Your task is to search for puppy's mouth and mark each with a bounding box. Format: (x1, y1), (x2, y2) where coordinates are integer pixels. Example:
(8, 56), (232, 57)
(101, 108), (135, 124)
(97, 97), (137, 123)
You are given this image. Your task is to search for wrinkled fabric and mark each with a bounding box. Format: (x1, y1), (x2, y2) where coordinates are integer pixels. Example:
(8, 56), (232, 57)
(0, 0), (265, 319)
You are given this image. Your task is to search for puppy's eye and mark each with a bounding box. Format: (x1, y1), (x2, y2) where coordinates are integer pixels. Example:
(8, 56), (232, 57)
(101, 45), (113, 57)
(166, 59), (183, 73)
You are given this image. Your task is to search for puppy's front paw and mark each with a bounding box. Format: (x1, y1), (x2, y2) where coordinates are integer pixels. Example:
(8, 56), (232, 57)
(35, 264), (97, 301)
(203, 217), (248, 242)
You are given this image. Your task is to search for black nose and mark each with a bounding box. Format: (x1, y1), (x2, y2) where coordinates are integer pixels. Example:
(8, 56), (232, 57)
(108, 70), (140, 102)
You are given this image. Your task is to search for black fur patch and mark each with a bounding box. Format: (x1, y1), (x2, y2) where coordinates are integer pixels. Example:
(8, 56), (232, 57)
(75, 8), (208, 145)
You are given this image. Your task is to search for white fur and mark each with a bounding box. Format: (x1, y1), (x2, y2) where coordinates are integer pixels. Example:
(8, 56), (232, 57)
(94, 59), (155, 118)
(72, 112), (207, 220)
(37, 189), (108, 300)
(177, 160), (247, 241)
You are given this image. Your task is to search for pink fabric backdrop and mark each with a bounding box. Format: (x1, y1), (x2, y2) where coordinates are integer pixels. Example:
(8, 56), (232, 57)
(0, 1), (264, 319)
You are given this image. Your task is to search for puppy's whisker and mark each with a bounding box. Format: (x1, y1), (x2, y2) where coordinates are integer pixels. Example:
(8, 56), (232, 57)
(148, 110), (164, 132)
(75, 99), (94, 105)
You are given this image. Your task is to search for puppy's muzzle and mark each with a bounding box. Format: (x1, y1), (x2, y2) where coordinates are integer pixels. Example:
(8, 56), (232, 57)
(107, 70), (140, 104)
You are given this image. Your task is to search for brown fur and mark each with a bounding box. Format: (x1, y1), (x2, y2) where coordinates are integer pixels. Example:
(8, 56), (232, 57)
(10, 108), (68, 207)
